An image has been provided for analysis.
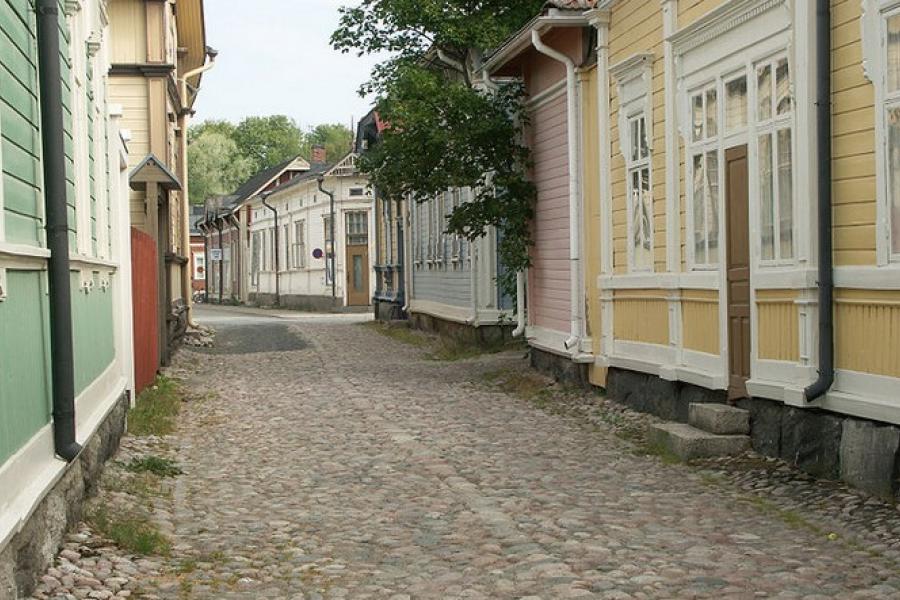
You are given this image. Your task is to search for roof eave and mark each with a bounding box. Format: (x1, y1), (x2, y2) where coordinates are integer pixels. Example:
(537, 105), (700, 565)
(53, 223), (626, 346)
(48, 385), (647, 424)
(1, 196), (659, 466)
(484, 11), (591, 74)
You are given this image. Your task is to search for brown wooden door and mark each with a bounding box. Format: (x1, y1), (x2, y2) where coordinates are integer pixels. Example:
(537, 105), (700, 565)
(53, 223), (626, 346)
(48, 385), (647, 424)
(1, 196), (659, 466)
(726, 145), (751, 399)
(346, 245), (370, 306)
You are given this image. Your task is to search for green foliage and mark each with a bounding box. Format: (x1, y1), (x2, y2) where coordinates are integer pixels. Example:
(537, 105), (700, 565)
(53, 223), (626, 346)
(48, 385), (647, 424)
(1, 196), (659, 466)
(88, 508), (171, 555)
(128, 376), (182, 437)
(188, 132), (254, 205)
(300, 123), (354, 163)
(187, 119), (236, 144)
(332, 1), (544, 293)
(125, 455), (183, 478)
(233, 115), (304, 173)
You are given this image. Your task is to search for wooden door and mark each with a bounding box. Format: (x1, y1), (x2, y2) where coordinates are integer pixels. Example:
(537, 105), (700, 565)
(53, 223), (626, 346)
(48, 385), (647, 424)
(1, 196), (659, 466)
(726, 145), (751, 399)
(346, 245), (370, 306)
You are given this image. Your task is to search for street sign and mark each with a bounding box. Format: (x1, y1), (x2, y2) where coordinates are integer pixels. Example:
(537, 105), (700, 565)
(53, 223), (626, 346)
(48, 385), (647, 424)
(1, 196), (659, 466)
(312, 248), (324, 259)
(209, 249), (223, 261)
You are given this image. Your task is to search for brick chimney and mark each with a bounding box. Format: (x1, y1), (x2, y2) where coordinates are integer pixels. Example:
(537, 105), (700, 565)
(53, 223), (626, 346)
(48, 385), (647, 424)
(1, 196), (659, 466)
(311, 144), (327, 164)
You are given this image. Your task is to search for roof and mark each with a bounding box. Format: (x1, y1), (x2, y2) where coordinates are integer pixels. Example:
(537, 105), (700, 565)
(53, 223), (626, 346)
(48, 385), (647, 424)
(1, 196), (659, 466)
(264, 153), (360, 199)
(129, 154), (182, 191)
(177, 0), (208, 108)
(228, 155), (310, 208)
(484, 2), (596, 73)
(189, 205), (206, 234)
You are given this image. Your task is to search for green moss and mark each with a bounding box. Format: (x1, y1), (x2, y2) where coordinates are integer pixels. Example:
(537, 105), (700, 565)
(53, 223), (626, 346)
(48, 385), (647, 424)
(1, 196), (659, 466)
(128, 377), (182, 436)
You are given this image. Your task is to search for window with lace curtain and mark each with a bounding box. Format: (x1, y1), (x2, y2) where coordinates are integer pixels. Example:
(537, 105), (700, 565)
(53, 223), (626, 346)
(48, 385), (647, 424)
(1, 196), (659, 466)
(886, 12), (900, 257)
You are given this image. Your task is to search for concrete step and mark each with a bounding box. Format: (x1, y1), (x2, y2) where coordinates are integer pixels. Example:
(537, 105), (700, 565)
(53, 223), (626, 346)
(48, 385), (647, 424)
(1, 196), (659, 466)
(649, 422), (751, 461)
(688, 403), (750, 435)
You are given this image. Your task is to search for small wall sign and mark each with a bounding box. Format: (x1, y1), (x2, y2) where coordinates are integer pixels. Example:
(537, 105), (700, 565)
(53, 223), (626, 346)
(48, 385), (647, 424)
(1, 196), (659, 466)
(312, 248), (324, 259)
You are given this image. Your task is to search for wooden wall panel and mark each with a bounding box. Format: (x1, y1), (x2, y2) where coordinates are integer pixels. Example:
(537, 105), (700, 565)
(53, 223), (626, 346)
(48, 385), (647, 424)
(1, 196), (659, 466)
(836, 289), (900, 377)
(109, 0), (147, 64)
(756, 290), (799, 362)
(614, 289), (669, 345)
(682, 289), (719, 354)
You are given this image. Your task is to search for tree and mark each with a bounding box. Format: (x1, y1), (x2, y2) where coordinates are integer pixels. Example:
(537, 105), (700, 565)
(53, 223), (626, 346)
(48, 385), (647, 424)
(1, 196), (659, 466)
(187, 132), (254, 205)
(332, 1), (544, 290)
(233, 115), (304, 173)
(301, 123), (354, 163)
(188, 119), (236, 144)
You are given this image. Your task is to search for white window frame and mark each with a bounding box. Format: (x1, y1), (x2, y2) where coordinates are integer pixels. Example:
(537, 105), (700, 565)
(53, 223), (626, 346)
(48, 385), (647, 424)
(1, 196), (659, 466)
(293, 219), (307, 269)
(686, 80), (723, 271)
(251, 231), (260, 286)
(611, 53), (655, 273)
(754, 53), (796, 266)
(864, 0), (900, 264)
(625, 114), (654, 272)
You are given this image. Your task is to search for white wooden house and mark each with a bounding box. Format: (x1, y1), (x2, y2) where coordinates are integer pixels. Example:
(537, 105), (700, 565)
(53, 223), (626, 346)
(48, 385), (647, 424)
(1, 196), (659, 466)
(247, 154), (375, 310)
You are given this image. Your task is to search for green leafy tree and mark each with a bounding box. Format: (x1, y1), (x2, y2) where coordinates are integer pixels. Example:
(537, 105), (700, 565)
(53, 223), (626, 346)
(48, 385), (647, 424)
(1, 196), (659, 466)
(187, 132), (254, 205)
(301, 123), (354, 163)
(188, 119), (236, 144)
(233, 115), (304, 173)
(332, 0), (544, 289)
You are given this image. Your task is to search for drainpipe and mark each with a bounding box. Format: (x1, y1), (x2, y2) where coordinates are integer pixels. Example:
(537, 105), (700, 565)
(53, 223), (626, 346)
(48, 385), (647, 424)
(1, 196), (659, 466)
(469, 240), (479, 325)
(213, 215), (224, 305)
(317, 176), (337, 305)
(37, 0), (81, 462)
(227, 213), (242, 303)
(202, 218), (209, 304)
(805, 0), (834, 402)
(401, 195), (413, 313)
(531, 29), (583, 353)
(260, 193), (280, 307)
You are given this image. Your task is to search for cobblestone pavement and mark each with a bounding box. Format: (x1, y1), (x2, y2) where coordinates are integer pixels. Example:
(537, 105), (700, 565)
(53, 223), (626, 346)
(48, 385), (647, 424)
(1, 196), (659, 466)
(32, 307), (900, 599)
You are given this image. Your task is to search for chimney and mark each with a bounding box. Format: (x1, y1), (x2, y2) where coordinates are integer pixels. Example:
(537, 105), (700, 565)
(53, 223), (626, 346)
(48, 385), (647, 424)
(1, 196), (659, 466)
(311, 144), (327, 165)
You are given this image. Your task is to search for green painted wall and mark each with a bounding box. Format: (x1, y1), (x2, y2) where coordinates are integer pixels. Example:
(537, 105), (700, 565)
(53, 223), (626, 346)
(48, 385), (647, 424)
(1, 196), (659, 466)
(0, 271), (52, 464)
(71, 271), (114, 394)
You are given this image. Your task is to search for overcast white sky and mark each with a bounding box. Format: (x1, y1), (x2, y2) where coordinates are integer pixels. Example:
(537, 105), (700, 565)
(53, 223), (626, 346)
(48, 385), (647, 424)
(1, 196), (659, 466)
(192, 0), (384, 131)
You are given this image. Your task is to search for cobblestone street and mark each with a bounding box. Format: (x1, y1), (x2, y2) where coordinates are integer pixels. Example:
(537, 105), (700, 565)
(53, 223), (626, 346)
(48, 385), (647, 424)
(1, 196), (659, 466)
(35, 306), (900, 599)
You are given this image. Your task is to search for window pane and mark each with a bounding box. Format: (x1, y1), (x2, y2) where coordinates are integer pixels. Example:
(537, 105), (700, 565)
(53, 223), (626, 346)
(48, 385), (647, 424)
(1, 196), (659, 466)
(706, 150), (720, 265)
(726, 76), (747, 130)
(889, 107), (900, 254)
(757, 64), (772, 121)
(706, 88), (718, 138)
(692, 94), (703, 141)
(777, 128), (794, 259)
(776, 58), (791, 115)
(692, 154), (706, 265)
(631, 119), (640, 161)
(889, 15), (900, 92)
(759, 134), (775, 260)
(639, 117), (649, 158)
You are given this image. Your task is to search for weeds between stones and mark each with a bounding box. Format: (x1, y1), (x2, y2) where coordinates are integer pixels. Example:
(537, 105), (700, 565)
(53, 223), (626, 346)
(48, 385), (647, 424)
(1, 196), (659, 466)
(362, 321), (523, 362)
(128, 376), (183, 436)
(86, 507), (171, 556)
(124, 455), (183, 478)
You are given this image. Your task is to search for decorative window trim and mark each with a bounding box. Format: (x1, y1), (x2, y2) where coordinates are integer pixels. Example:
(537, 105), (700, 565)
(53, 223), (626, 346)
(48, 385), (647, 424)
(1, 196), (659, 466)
(862, 0), (900, 265)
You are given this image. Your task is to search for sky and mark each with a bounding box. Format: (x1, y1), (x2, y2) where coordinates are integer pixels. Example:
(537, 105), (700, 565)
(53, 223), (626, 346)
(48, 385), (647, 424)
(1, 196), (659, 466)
(191, 0), (386, 132)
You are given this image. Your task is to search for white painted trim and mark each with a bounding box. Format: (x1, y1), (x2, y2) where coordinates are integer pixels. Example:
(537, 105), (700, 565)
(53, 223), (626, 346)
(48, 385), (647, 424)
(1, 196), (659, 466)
(0, 242), (52, 260)
(668, 0), (788, 53)
(597, 271), (719, 290)
(675, 365), (729, 390)
(70, 255), (118, 272)
(834, 265), (900, 289)
(662, 0), (680, 273)
(409, 299), (506, 327)
(752, 267), (818, 289)
(612, 339), (676, 366)
(75, 362), (127, 447)
(526, 325), (594, 362)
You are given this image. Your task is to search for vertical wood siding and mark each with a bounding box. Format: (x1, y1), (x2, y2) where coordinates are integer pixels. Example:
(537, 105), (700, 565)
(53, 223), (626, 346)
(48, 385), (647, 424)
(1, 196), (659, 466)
(0, 271), (52, 464)
(131, 227), (159, 394)
(756, 290), (800, 362)
(528, 92), (571, 333)
(836, 289), (900, 377)
(613, 290), (669, 345)
(71, 272), (115, 394)
(682, 289), (720, 354)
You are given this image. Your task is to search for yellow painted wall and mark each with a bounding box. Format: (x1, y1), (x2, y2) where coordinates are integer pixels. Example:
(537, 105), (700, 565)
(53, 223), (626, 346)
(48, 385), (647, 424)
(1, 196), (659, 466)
(609, 1), (666, 274)
(109, 75), (150, 231)
(682, 289), (719, 354)
(832, 0), (877, 266)
(836, 289), (900, 377)
(109, 0), (148, 64)
(756, 290), (800, 362)
(613, 289), (669, 345)
(677, 0), (724, 30)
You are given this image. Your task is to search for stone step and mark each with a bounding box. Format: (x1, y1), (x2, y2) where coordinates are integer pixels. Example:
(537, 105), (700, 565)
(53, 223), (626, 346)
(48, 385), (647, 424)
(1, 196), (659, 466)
(689, 402), (750, 435)
(649, 422), (751, 461)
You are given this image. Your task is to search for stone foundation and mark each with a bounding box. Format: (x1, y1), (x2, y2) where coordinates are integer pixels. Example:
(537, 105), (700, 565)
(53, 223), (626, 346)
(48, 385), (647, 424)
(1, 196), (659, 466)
(530, 348), (591, 389)
(606, 367), (900, 500)
(0, 395), (129, 600)
(249, 293), (344, 313)
(374, 298), (405, 322)
(408, 312), (513, 347)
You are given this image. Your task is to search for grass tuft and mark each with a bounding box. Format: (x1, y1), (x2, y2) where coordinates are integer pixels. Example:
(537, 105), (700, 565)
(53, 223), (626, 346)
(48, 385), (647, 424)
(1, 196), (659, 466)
(87, 507), (171, 555)
(124, 455), (183, 478)
(363, 321), (523, 361)
(128, 376), (182, 436)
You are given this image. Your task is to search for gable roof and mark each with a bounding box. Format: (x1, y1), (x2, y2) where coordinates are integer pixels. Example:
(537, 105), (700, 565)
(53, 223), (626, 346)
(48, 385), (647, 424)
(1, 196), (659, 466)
(129, 154), (182, 191)
(229, 155), (310, 206)
(264, 153), (360, 200)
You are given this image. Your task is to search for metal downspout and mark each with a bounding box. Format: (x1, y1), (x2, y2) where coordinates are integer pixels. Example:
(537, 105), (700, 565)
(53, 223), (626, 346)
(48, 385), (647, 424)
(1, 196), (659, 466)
(317, 177), (337, 305)
(806, 0), (835, 402)
(531, 29), (583, 352)
(214, 216), (224, 305)
(260, 194), (280, 307)
(37, 0), (81, 462)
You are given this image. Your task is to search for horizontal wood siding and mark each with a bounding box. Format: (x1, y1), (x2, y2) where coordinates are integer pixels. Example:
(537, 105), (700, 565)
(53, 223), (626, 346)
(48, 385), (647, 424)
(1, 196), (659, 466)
(528, 91), (571, 334)
(109, 76), (149, 230)
(1, 0), (42, 245)
(413, 266), (471, 309)
(836, 289), (900, 377)
(0, 271), (52, 464)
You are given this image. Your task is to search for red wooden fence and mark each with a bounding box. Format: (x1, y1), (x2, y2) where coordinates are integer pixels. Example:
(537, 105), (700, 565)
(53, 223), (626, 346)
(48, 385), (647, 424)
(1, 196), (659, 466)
(131, 228), (159, 395)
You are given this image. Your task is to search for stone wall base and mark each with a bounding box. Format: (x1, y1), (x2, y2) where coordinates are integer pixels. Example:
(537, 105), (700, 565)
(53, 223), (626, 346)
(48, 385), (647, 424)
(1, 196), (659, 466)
(606, 367), (900, 500)
(0, 395), (129, 600)
(249, 293), (344, 313)
(530, 348), (591, 389)
(409, 312), (513, 347)
(374, 298), (405, 322)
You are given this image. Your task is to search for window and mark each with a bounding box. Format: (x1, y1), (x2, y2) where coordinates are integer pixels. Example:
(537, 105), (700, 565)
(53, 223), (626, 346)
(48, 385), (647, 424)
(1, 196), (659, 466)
(688, 84), (721, 268)
(886, 12), (900, 256)
(292, 220), (307, 269)
(756, 56), (794, 262)
(282, 223), (290, 271)
(725, 75), (748, 132)
(349, 187), (365, 197)
(251, 232), (261, 285)
(268, 228), (276, 271)
(626, 115), (653, 271)
(324, 215), (334, 285)
(346, 211), (368, 245)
